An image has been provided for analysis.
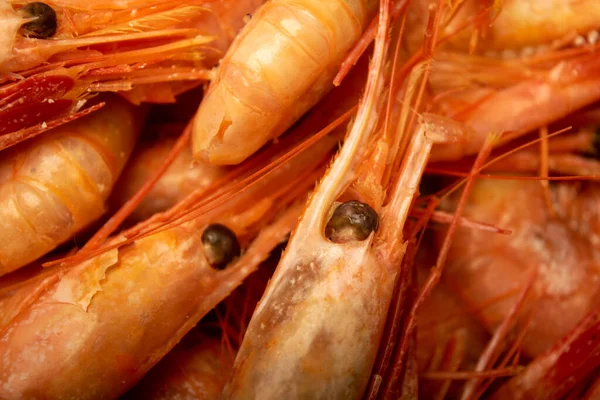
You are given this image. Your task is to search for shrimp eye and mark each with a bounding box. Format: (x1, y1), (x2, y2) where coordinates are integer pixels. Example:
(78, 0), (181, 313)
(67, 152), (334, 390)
(202, 224), (241, 270)
(19, 2), (57, 39)
(325, 200), (379, 244)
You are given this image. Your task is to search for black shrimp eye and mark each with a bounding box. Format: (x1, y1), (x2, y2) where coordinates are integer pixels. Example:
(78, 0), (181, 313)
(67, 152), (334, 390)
(19, 2), (57, 39)
(325, 200), (379, 244)
(202, 224), (241, 270)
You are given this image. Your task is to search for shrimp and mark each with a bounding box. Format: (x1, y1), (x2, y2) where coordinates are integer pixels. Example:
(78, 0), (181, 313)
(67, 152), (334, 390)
(110, 136), (230, 222)
(398, 0), (600, 162)
(429, 124), (600, 177)
(124, 334), (235, 400)
(0, 120), (336, 398)
(111, 47), (369, 227)
(426, 50), (600, 162)
(221, 2), (457, 396)
(0, 94), (142, 277)
(491, 308), (600, 399)
(191, 0), (378, 165)
(435, 178), (600, 358)
(405, 0), (600, 54)
(443, 0), (600, 54)
(0, 0), (264, 149)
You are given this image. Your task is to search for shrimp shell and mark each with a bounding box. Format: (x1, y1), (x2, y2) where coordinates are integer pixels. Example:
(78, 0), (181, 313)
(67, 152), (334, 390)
(192, 0), (378, 165)
(0, 95), (142, 276)
(110, 136), (230, 222)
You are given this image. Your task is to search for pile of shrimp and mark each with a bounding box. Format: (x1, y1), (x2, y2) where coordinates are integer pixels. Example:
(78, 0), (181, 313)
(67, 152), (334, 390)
(1, 0), (600, 399)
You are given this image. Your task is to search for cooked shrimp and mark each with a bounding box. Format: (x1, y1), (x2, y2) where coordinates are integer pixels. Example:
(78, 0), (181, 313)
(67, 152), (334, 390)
(429, 125), (600, 177)
(191, 0), (378, 165)
(0, 94), (142, 277)
(427, 50), (600, 162)
(436, 178), (600, 358)
(405, 0), (600, 54)
(0, 122), (335, 398)
(124, 334), (234, 400)
(399, 0), (600, 162)
(110, 136), (230, 222)
(221, 3), (458, 396)
(491, 308), (600, 399)
(111, 45), (369, 227)
(444, 0), (600, 53)
(1, 0), (262, 74)
(0, 0), (264, 149)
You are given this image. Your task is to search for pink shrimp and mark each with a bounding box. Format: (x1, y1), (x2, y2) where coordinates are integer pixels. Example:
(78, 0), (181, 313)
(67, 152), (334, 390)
(0, 94), (141, 276)
(0, 125), (335, 398)
(0, 0), (264, 150)
(396, 0), (600, 163)
(191, 0), (378, 165)
(124, 334), (235, 400)
(221, 2), (459, 397)
(436, 178), (600, 359)
(110, 135), (230, 222)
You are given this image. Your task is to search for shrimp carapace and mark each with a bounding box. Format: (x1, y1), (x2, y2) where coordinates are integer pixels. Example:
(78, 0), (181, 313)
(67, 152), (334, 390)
(191, 0), (378, 165)
(0, 95), (142, 276)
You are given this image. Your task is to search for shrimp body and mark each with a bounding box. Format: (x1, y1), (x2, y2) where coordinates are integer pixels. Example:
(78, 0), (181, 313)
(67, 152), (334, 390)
(111, 137), (230, 222)
(0, 0), (265, 150)
(0, 96), (141, 276)
(406, 0), (600, 54)
(221, 4), (453, 391)
(0, 96), (341, 398)
(447, 0), (600, 52)
(1, 0), (262, 74)
(125, 335), (234, 400)
(436, 179), (600, 357)
(428, 52), (600, 161)
(0, 223), (243, 399)
(192, 0), (377, 165)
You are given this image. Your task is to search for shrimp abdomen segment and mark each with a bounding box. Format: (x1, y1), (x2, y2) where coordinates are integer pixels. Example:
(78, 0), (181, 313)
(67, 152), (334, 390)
(193, 0), (374, 165)
(0, 97), (140, 274)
